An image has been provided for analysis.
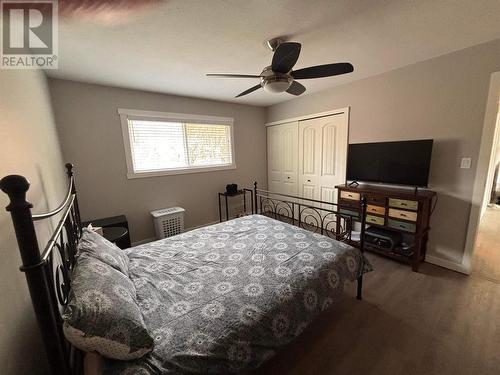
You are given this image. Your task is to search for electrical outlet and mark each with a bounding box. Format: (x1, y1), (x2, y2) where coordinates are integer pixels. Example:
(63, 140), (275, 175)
(460, 158), (472, 169)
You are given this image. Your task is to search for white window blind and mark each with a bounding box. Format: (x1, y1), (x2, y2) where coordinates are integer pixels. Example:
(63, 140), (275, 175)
(122, 113), (234, 177)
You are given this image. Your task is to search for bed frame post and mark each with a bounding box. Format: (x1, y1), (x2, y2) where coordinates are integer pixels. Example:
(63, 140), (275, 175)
(0, 175), (70, 375)
(66, 163), (81, 229)
(253, 181), (258, 214)
(357, 195), (367, 300)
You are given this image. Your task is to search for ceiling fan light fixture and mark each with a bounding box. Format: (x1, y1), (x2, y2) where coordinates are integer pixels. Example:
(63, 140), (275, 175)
(262, 76), (293, 93)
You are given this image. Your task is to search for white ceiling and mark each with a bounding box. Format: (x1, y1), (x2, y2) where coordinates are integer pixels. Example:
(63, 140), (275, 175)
(47, 0), (500, 107)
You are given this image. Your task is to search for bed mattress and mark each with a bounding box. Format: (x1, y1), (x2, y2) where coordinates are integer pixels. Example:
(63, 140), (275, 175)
(103, 214), (370, 374)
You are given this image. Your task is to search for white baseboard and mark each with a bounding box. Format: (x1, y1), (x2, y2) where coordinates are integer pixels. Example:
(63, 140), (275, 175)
(425, 255), (470, 275)
(131, 220), (221, 247)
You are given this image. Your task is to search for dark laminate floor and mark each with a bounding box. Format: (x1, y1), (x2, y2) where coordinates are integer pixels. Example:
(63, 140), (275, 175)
(258, 209), (500, 375)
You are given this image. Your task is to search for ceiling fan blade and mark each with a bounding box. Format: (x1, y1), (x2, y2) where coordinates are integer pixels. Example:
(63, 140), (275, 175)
(286, 81), (306, 96)
(291, 63), (354, 79)
(235, 84), (262, 98)
(272, 42), (301, 74)
(206, 73), (262, 78)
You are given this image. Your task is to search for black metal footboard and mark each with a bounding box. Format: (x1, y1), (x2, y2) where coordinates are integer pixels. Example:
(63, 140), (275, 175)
(252, 182), (367, 299)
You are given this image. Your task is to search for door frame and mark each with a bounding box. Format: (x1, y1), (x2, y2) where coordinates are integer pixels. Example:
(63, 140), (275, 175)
(265, 107), (350, 127)
(462, 72), (500, 273)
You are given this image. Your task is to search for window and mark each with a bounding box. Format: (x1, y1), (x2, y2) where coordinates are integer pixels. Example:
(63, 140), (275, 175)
(119, 109), (235, 178)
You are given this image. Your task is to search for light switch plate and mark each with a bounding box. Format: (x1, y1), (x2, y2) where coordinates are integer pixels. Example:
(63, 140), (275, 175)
(460, 158), (472, 169)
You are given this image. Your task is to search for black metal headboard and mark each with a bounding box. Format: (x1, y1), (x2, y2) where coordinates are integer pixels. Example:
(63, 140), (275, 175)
(0, 163), (83, 375)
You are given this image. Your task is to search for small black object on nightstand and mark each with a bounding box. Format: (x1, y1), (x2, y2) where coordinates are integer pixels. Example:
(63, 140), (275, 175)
(226, 183), (238, 195)
(102, 227), (129, 249)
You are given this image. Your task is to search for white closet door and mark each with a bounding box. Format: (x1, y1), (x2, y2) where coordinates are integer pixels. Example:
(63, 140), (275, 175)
(298, 113), (348, 204)
(267, 122), (298, 196)
(267, 125), (282, 193)
(280, 122), (298, 195)
(298, 120), (320, 201)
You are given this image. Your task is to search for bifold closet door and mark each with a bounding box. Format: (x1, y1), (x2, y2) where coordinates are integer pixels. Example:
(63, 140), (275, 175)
(267, 121), (298, 196)
(298, 114), (348, 205)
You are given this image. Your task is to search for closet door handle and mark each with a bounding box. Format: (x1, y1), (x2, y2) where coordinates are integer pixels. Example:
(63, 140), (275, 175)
(287, 176), (290, 179)
(307, 179), (311, 182)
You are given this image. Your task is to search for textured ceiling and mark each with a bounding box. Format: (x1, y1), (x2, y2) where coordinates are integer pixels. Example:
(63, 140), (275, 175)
(46, 0), (500, 106)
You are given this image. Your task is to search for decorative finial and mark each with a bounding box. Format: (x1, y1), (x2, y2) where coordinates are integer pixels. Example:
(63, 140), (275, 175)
(0, 175), (32, 211)
(65, 163), (74, 177)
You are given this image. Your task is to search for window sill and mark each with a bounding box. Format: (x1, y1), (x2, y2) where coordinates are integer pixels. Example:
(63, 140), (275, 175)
(126, 164), (237, 179)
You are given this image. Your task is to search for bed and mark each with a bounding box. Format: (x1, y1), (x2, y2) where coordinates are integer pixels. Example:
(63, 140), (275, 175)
(0, 164), (370, 375)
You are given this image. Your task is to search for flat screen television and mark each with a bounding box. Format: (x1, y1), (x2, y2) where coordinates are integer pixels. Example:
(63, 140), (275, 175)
(347, 139), (433, 187)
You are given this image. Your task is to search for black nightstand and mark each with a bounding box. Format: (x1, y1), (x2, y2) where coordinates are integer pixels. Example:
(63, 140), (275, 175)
(83, 215), (131, 249)
(102, 227), (129, 249)
(218, 189), (254, 222)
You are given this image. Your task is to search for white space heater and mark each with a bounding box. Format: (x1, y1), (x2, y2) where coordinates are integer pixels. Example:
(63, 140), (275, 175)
(151, 207), (185, 239)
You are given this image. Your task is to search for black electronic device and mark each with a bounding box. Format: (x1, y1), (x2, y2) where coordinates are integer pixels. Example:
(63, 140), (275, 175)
(347, 139), (433, 187)
(365, 226), (403, 251)
(226, 183), (238, 195)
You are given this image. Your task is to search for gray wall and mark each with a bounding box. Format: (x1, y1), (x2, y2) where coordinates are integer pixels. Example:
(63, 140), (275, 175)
(0, 70), (67, 374)
(267, 39), (500, 265)
(49, 80), (267, 243)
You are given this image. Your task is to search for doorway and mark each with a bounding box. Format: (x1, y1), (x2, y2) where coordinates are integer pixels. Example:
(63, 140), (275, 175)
(464, 71), (500, 276)
(473, 104), (500, 280)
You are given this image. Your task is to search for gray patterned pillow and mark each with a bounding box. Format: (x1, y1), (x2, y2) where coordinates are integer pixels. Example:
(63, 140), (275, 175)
(78, 228), (129, 275)
(63, 253), (153, 360)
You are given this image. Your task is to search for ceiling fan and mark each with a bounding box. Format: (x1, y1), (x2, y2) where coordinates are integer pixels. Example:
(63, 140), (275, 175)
(206, 38), (354, 98)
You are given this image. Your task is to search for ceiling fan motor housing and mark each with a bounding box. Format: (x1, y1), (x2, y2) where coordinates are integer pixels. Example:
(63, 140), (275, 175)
(261, 66), (293, 93)
(267, 37), (284, 52)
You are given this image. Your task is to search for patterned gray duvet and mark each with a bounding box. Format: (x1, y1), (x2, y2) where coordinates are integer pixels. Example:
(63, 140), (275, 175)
(103, 214), (370, 374)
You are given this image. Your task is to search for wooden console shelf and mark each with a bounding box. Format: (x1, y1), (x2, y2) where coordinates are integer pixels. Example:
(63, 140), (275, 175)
(336, 184), (437, 272)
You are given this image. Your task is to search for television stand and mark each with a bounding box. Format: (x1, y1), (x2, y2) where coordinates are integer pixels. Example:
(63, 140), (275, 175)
(336, 183), (436, 272)
(347, 181), (359, 187)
